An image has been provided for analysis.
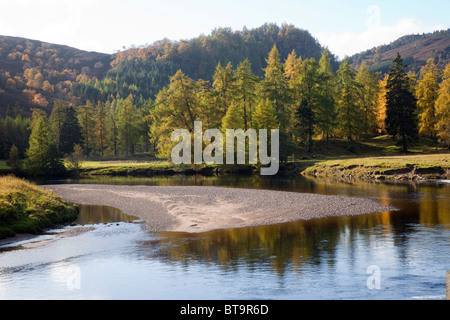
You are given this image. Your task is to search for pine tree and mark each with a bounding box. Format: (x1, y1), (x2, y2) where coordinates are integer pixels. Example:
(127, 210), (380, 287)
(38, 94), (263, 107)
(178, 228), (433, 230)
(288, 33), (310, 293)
(376, 74), (388, 134)
(253, 99), (279, 130)
(295, 58), (322, 152)
(261, 45), (290, 130)
(25, 113), (65, 176)
(284, 50), (302, 84)
(212, 62), (235, 116)
(95, 101), (107, 156)
(416, 58), (441, 139)
(59, 106), (83, 155)
(295, 99), (315, 152)
(355, 62), (381, 136)
(49, 101), (67, 147)
(118, 95), (139, 156)
(284, 50), (303, 136)
(232, 59), (259, 130)
(222, 101), (245, 130)
(435, 63), (450, 149)
(106, 100), (119, 156)
(336, 59), (362, 141)
(6, 144), (22, 173)
(385, 53), (418, 153)
(77, 100), (96, 156)
(317, 48), (337, 149)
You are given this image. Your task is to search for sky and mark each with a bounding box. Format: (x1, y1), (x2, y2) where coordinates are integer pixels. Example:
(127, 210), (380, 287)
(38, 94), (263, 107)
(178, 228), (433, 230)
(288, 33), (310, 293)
(0, 0), (448, 59)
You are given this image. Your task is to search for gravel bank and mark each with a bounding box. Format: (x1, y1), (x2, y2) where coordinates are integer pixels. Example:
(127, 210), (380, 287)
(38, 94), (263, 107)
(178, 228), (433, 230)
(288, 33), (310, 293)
(42, 185), (396, 233)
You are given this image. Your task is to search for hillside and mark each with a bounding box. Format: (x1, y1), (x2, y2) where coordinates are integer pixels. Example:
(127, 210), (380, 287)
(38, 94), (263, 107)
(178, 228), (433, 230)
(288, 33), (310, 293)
(1, 24), (335, 111)
(0, 35), (112, 114)
(349, 29), (450, 75)
(112, 23), (336, 80)
(1, 25), (449, 113)
(77, 23), (335, 104)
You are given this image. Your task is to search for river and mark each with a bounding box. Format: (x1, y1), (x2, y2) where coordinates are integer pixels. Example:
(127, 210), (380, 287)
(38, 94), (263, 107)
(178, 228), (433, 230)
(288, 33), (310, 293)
(0, 175), (448, 300)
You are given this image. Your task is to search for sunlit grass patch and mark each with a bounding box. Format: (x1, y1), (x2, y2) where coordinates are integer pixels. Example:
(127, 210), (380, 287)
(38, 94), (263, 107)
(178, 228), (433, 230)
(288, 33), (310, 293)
(0, 175), (78, 239)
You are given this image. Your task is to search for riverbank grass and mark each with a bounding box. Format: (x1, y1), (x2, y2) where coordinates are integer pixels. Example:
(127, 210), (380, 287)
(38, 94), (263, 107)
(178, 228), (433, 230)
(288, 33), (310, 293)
(76, 160), (195, 175)
(0, 175), (79, 239)
(302, 153), (450, 181)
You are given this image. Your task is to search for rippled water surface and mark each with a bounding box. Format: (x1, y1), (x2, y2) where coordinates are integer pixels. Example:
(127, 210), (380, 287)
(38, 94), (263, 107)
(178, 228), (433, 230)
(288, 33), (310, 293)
(0, 175), (449, 300)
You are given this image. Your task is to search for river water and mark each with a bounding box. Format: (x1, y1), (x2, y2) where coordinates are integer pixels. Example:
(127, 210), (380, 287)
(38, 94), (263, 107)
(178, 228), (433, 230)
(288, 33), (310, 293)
(0, 175), (448, 300)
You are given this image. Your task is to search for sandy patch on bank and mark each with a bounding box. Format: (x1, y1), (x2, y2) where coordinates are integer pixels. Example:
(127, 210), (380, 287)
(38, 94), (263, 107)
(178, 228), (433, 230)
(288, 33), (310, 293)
(42, 185), (396, 233)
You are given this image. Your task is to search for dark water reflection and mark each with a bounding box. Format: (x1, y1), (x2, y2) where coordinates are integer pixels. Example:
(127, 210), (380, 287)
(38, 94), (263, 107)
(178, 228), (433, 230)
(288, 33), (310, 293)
(65, 175), (449, 295)
(76, 205), (138, 225)
(1, 174), (448, 299)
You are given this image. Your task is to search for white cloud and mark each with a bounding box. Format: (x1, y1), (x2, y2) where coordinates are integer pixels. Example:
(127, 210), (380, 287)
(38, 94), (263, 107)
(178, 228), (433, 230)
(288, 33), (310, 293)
(316, 18), (424, 60)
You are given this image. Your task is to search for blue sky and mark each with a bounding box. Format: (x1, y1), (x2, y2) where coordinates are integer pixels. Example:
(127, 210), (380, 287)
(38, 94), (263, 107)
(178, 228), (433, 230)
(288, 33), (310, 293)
(0, 0), (448, 59)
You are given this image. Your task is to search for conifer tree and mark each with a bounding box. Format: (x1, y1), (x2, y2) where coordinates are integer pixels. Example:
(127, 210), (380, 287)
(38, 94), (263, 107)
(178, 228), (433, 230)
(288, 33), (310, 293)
(59, 106), (83, 155)
(355, 62), (381, 136)
(376, 74), (388, 134)
(253, 99), (279, 130)
(284, 50), (303, 136)
(232, 59), (259, 130)
(385, 53), (418, 153)
(262, 45), (290, 130)
(316, 49), (337, 149)
(284, 50), (302, 84)
(295, 99), (315, 152)
(416, 58), (441, 139)
(95, 101), (107, 156)
(49, 101), (67, 146)
(222, 101), (245, 130)
(7, 144), (22, 173)
(435, 63), (450, 149)
(77, 100), (96, 156)
(212, 62), (235, 116)
(118, 95), (139, 156)
(106, 100), (119, 156)
(295, 58), (322, 152)
(26, 113), (65, 176)
(336, 59), (362, 141)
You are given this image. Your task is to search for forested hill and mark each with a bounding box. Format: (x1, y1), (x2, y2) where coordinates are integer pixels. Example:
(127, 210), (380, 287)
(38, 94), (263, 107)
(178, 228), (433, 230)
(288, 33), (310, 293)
(0, 35), (112, 113)
(112, 23), (335, 80)
(349, 29), (450, 75)
(0, 24), (334, 113)
(1, 25), (449, 114)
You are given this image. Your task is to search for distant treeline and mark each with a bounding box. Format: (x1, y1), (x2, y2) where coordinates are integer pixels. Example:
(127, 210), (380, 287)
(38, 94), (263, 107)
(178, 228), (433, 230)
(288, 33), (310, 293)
(0, 24), (335, 111)
(1, 45), (449, 176)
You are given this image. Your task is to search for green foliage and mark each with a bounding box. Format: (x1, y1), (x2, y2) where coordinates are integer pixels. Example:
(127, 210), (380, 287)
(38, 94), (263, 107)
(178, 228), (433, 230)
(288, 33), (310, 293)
(117, 95), (140, 156)
(77, 101), (96, 155)
(261, 45), (290, 130)
(336, 59), (362, 141)
(66, 144), (84, 173)
(59, 105), (83, 155)
(416, 58), (441, 138)
(6, 144), (22, 173)
(1, 35), (450, 174)
(435, 64), (450, 148)
(0, 175), (78, 239)
(0, 114), (31, 160)
(98, 58), (179, 102)
(316, 48), (337, 148)
(355, 62), (381, 136)
(25, 111), (66, 176)
(232, 59), (259, 130)
(385, 53), (419, 152)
